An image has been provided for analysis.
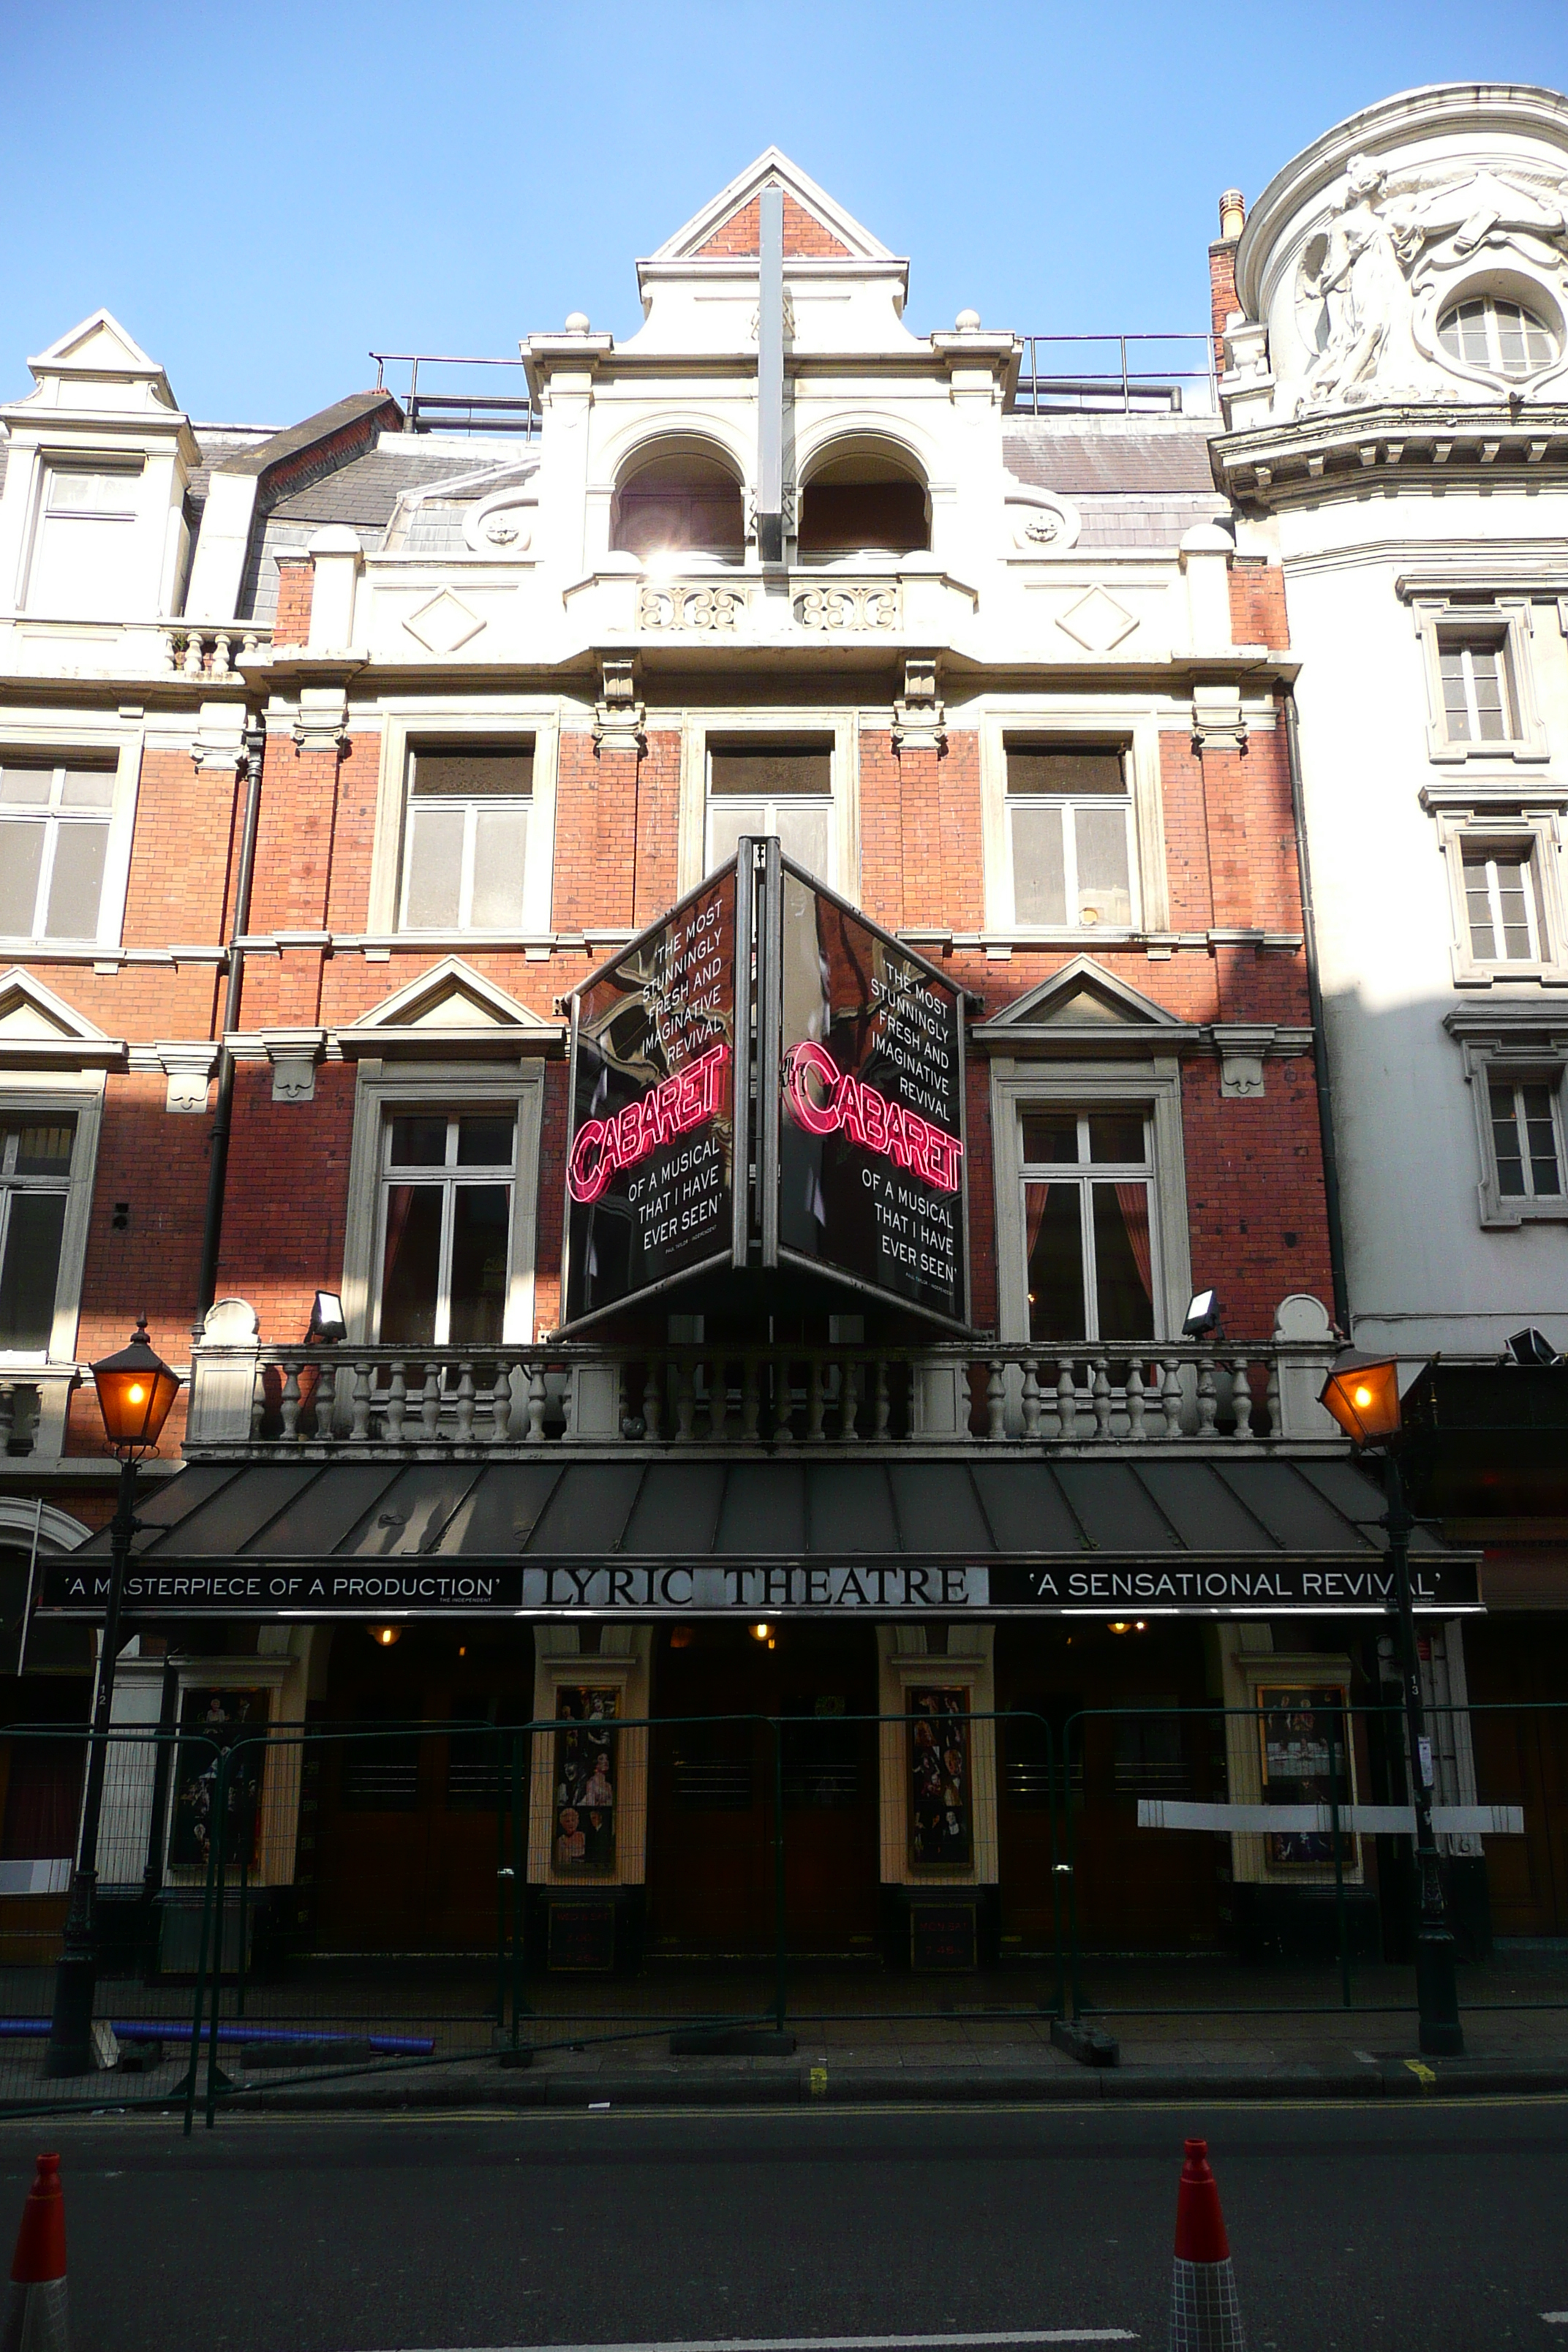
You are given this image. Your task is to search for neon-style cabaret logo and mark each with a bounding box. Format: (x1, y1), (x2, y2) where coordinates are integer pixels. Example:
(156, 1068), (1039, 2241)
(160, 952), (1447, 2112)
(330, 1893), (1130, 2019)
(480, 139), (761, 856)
(783, 1041), (962, 1192)
(568, 1042), (729, 1205)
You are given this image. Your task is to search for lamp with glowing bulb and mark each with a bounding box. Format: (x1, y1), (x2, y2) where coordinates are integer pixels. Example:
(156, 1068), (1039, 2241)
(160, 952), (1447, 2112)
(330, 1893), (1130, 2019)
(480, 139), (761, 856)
(46, 1320), (181, 2076)
(1317, 1345), (1463, 2057)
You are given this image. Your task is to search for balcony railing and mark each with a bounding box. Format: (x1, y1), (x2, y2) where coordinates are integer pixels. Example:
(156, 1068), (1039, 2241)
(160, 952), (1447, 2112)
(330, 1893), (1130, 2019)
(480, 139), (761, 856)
(1013, 334), (1218, 416)
(185, 1338), (1342, 1459)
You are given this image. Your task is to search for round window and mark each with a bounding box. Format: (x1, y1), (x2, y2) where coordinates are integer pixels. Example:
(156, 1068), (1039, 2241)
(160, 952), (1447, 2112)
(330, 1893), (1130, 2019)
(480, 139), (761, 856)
(1437, 293), (1558, 379)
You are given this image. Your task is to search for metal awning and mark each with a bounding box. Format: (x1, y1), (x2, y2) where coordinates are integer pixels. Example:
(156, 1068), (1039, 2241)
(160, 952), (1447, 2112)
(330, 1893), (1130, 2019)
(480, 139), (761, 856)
(39, 1455), (1481, 1619)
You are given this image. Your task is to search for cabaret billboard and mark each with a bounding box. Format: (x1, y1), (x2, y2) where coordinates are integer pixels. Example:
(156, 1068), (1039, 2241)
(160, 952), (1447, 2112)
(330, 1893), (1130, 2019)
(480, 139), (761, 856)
(561, 843), (968, 1330)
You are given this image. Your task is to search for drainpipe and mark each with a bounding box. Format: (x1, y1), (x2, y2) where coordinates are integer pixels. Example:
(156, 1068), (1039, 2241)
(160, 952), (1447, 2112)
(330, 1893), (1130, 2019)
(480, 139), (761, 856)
(1283, 685), (1352, 1334)
(196, 715), (266, 1322)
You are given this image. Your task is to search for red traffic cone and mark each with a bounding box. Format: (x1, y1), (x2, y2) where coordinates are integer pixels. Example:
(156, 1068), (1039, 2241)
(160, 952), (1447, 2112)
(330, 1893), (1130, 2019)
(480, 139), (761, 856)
(1, 2152), (69, 2352)
(1169, 2138), (1244, 2351)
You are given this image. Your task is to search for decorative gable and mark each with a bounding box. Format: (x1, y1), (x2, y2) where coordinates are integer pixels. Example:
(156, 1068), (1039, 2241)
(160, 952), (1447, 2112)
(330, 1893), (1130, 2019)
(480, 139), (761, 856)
(973, 957), (1198, 1055)
(337, 957), (562, 1058)
(650, 148), (892, 265)
(0, 969), (123, 1067)
(694, 191), (851, 260)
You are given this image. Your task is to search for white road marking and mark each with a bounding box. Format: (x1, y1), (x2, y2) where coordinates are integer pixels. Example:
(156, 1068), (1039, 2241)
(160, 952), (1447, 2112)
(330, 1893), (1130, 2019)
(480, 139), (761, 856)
(367, 2337), (1139, 2352)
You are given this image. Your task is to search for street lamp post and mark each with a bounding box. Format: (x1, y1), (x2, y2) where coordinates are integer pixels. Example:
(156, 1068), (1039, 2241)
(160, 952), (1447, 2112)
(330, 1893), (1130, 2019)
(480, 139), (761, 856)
(45, 1322), (181, 2078)
(1319, 1349), (1463, 2059)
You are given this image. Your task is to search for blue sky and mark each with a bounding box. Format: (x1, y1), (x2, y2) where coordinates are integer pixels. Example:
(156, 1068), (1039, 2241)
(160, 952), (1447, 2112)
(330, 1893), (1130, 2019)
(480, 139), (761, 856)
(5, 0), (1568, 426)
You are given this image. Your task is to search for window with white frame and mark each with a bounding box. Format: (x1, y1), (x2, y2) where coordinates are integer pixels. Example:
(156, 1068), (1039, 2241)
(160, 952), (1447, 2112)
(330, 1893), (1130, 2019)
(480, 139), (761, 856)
(1463, 843), (1550, 964)
(1436, 813), (1568, 986)
(1439, 635), (1518, 747)
(1487, 1077), (1564, 1207)
(1438, 294), (1558, 380)
(26, 461), (146, 619)
(377, 1109), (516, 1348)
(706, 739), (834, 880)
(0, 759), (117, 942)
(399, 743), (532, 933)
(1005, 742), (1134, 930)
(0, 1113), (77, 1355)
(1019, 1107), (1156, 1343)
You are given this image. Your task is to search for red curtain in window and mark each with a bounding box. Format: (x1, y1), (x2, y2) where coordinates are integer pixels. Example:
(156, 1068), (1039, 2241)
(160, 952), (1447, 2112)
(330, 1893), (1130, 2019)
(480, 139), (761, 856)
(1114, 1183), (1153, 1311)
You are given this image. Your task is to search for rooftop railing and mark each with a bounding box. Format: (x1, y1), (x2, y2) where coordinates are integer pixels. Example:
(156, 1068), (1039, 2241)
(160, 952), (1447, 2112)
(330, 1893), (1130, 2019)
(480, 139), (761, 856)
(185, 1336), (1341, 1458)
(370, 353), (540, 437)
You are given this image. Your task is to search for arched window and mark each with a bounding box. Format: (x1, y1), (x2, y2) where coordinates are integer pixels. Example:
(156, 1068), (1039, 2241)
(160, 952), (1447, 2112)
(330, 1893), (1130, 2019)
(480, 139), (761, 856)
(1438, 293), (1558, 378)
(611, 453), (745, 565)
(796, 448), (929, 562)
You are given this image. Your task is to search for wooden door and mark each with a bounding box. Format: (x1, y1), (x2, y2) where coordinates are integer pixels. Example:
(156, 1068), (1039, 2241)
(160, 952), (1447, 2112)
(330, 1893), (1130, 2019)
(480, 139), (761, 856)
(1466, 1619), (1568, 1936)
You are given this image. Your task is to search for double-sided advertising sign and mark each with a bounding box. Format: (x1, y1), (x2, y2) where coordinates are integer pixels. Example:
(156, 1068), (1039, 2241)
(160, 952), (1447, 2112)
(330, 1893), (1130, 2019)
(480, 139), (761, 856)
(562, 844), (968, 1330)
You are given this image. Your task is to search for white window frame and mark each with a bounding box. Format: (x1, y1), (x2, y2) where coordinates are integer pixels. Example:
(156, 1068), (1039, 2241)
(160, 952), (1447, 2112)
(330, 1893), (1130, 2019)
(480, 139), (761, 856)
(678, 712), (859, 896)
(396, 750), (534, 938)
(1436, 810), (1568, 987)
(366, 706), (559, 941)
(0, 1076), (103, 1373)
(1452, 1031), (1568, 1227)
(1414, 598), (1548, 766)
(989, 1060), (1191, 1343)
(374, 1107), (518, 1347)
(0, 730), (142, 952)
(23, 456), (146, 619)
(979, 708), (1168, 940)
(341, 1060), (544, 1343)
(1015, 1106), (1159, 1344)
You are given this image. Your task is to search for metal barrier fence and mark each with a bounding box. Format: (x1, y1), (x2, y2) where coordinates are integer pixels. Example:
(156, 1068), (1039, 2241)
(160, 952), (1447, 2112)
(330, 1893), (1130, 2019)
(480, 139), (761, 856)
(0, 1700), (1561, 2126)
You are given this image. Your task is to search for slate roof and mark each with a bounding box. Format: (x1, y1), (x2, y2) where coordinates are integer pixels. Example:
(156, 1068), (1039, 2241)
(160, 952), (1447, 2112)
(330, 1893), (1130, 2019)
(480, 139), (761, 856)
(1005, 418), (1221, 495)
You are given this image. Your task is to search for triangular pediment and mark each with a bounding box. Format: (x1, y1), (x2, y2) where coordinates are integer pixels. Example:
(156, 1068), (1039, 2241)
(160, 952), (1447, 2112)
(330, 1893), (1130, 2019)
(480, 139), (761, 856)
(0, 968), (113, 1044)
(29, 308), (163, 379)
(976, 957), (1192, 1037)
(344, 957), (556, 1038)
(650, 149), (891, 263)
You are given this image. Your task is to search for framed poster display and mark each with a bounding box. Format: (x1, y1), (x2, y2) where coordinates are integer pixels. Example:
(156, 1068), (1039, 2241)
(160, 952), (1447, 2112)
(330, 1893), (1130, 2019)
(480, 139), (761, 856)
(770, 854), (968, 1327)
(168, 1686), (268, 1872)
(562, 857), (747, 1327)
(908, 1686), (973, 1869)
(552, 1686), (619, 1875)
(1257, 1683), (1355, 1871)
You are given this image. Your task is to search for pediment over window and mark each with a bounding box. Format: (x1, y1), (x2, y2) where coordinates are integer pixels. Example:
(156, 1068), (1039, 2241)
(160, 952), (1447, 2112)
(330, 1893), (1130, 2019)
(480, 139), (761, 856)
(972, 956), (1199, 1055)
(336, 957), (562, 1058)
(0, 969), (123, 1068)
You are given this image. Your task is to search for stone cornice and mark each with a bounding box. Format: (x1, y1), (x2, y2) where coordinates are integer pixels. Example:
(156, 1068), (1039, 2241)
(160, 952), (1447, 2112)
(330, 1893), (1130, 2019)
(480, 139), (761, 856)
(1212, 402), (1568, 508)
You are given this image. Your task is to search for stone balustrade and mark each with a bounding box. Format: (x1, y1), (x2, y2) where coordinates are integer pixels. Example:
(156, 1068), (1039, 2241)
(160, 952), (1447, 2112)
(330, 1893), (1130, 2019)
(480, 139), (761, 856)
(161, 625), (268, 676)
(184, 1337), (1344, 1458)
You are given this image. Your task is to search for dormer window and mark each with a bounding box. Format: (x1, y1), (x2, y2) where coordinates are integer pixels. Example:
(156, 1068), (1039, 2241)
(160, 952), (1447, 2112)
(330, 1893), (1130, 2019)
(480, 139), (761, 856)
(26, 460), (145, 619)
(1438, 294), (1557, 380)
(612, 455), (745, 566)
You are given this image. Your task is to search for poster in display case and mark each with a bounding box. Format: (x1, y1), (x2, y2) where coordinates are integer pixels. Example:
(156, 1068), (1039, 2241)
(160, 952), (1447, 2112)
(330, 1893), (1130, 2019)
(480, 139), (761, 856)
(1257, 1683), (1356, 1871)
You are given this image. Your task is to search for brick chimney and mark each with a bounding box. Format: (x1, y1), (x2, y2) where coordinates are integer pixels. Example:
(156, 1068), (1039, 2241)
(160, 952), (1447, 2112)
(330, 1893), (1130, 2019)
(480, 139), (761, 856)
(1209, 189), (1245, 344)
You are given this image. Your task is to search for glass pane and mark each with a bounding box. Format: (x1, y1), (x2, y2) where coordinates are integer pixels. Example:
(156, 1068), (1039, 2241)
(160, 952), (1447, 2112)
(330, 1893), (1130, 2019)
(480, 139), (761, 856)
(1074, 807), (1132, 927)
(45, 467), (139, 515)
(410, 746), (532, 797)
(1522, 1086), (1561, 1196)
(0, 1194), (67, 1349)
(1463, 859), (1498, 960)
(706, 800), (750, 873)
(1493, 860), (1534, 960)
(1497, 305), (1528, 374)
(771, 798), (832, 879)
(1020, 1112), (1079, 1166)
(1470, 650), (1507, 742)
(456, 1115), (514, 1168)
(0, 823), (44, 935)
(402, 802), (464, 928)
(1489, 1084), (1525, 1196)
(1439, 648), (1471, 741)
(449, 1185), (509, 1347)
(380, 1185), (443, 1346)
(4, 1118), (75, 1175)
(0, 767), (52, 806)
(1092, 1183), (1156, 1344)
(1005, 746), (1124, 794)
(469, 804), (527, 929)
(43, 822), (108, 938)
(1460, 302), (1490, 366)
(1088, 1112), (1145, 1164)
(1011, 803), (1066, 925)
(1025, 1183), (1085, 1341)
(709, 747), (832, 796)
(59, 767), (115, 809)
(387, 1117), (447, 1168)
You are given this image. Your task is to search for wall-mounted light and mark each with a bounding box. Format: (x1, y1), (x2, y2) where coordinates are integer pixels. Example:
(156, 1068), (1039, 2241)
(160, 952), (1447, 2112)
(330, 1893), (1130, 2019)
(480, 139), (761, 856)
(368, 1624), (402, 1648)
(1107, 1619), (1147, 1635)
(309, 1291), (347, 1343)
(1183, 1289), (1221, 1338)
(750, 1621), (776, 1648)
(1507, 1326), (1562, 1368)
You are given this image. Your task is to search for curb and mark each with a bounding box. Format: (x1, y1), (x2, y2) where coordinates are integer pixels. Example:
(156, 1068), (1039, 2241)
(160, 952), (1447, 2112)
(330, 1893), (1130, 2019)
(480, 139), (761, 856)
(200, 2056), (1568, 2113)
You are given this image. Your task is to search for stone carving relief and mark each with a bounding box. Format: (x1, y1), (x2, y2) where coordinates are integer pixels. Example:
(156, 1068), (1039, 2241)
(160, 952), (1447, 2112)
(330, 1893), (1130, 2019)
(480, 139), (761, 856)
(463, 486), (537, 553)
(793, 583), (899, 632)
(1292, 151), (1568, 413)
(636, 583), (749, 631)
(1003, 483), (1081, 552)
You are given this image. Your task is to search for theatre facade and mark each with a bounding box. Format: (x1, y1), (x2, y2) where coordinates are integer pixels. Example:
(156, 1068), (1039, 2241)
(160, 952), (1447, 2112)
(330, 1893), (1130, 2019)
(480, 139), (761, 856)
(0, 121), (1537, 1980)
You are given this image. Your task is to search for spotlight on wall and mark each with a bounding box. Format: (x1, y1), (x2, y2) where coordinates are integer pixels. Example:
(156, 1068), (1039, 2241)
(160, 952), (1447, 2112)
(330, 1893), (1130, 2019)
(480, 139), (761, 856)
(1107, 1620), (1148, 1635)
(368, 1624), (402, 1648)
(309, 1290), (347, 1343)
(750, 1621), (776, 1648)
(1507, 1327), (1563, 1368)
(1183, 1289), (1221, 1338)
